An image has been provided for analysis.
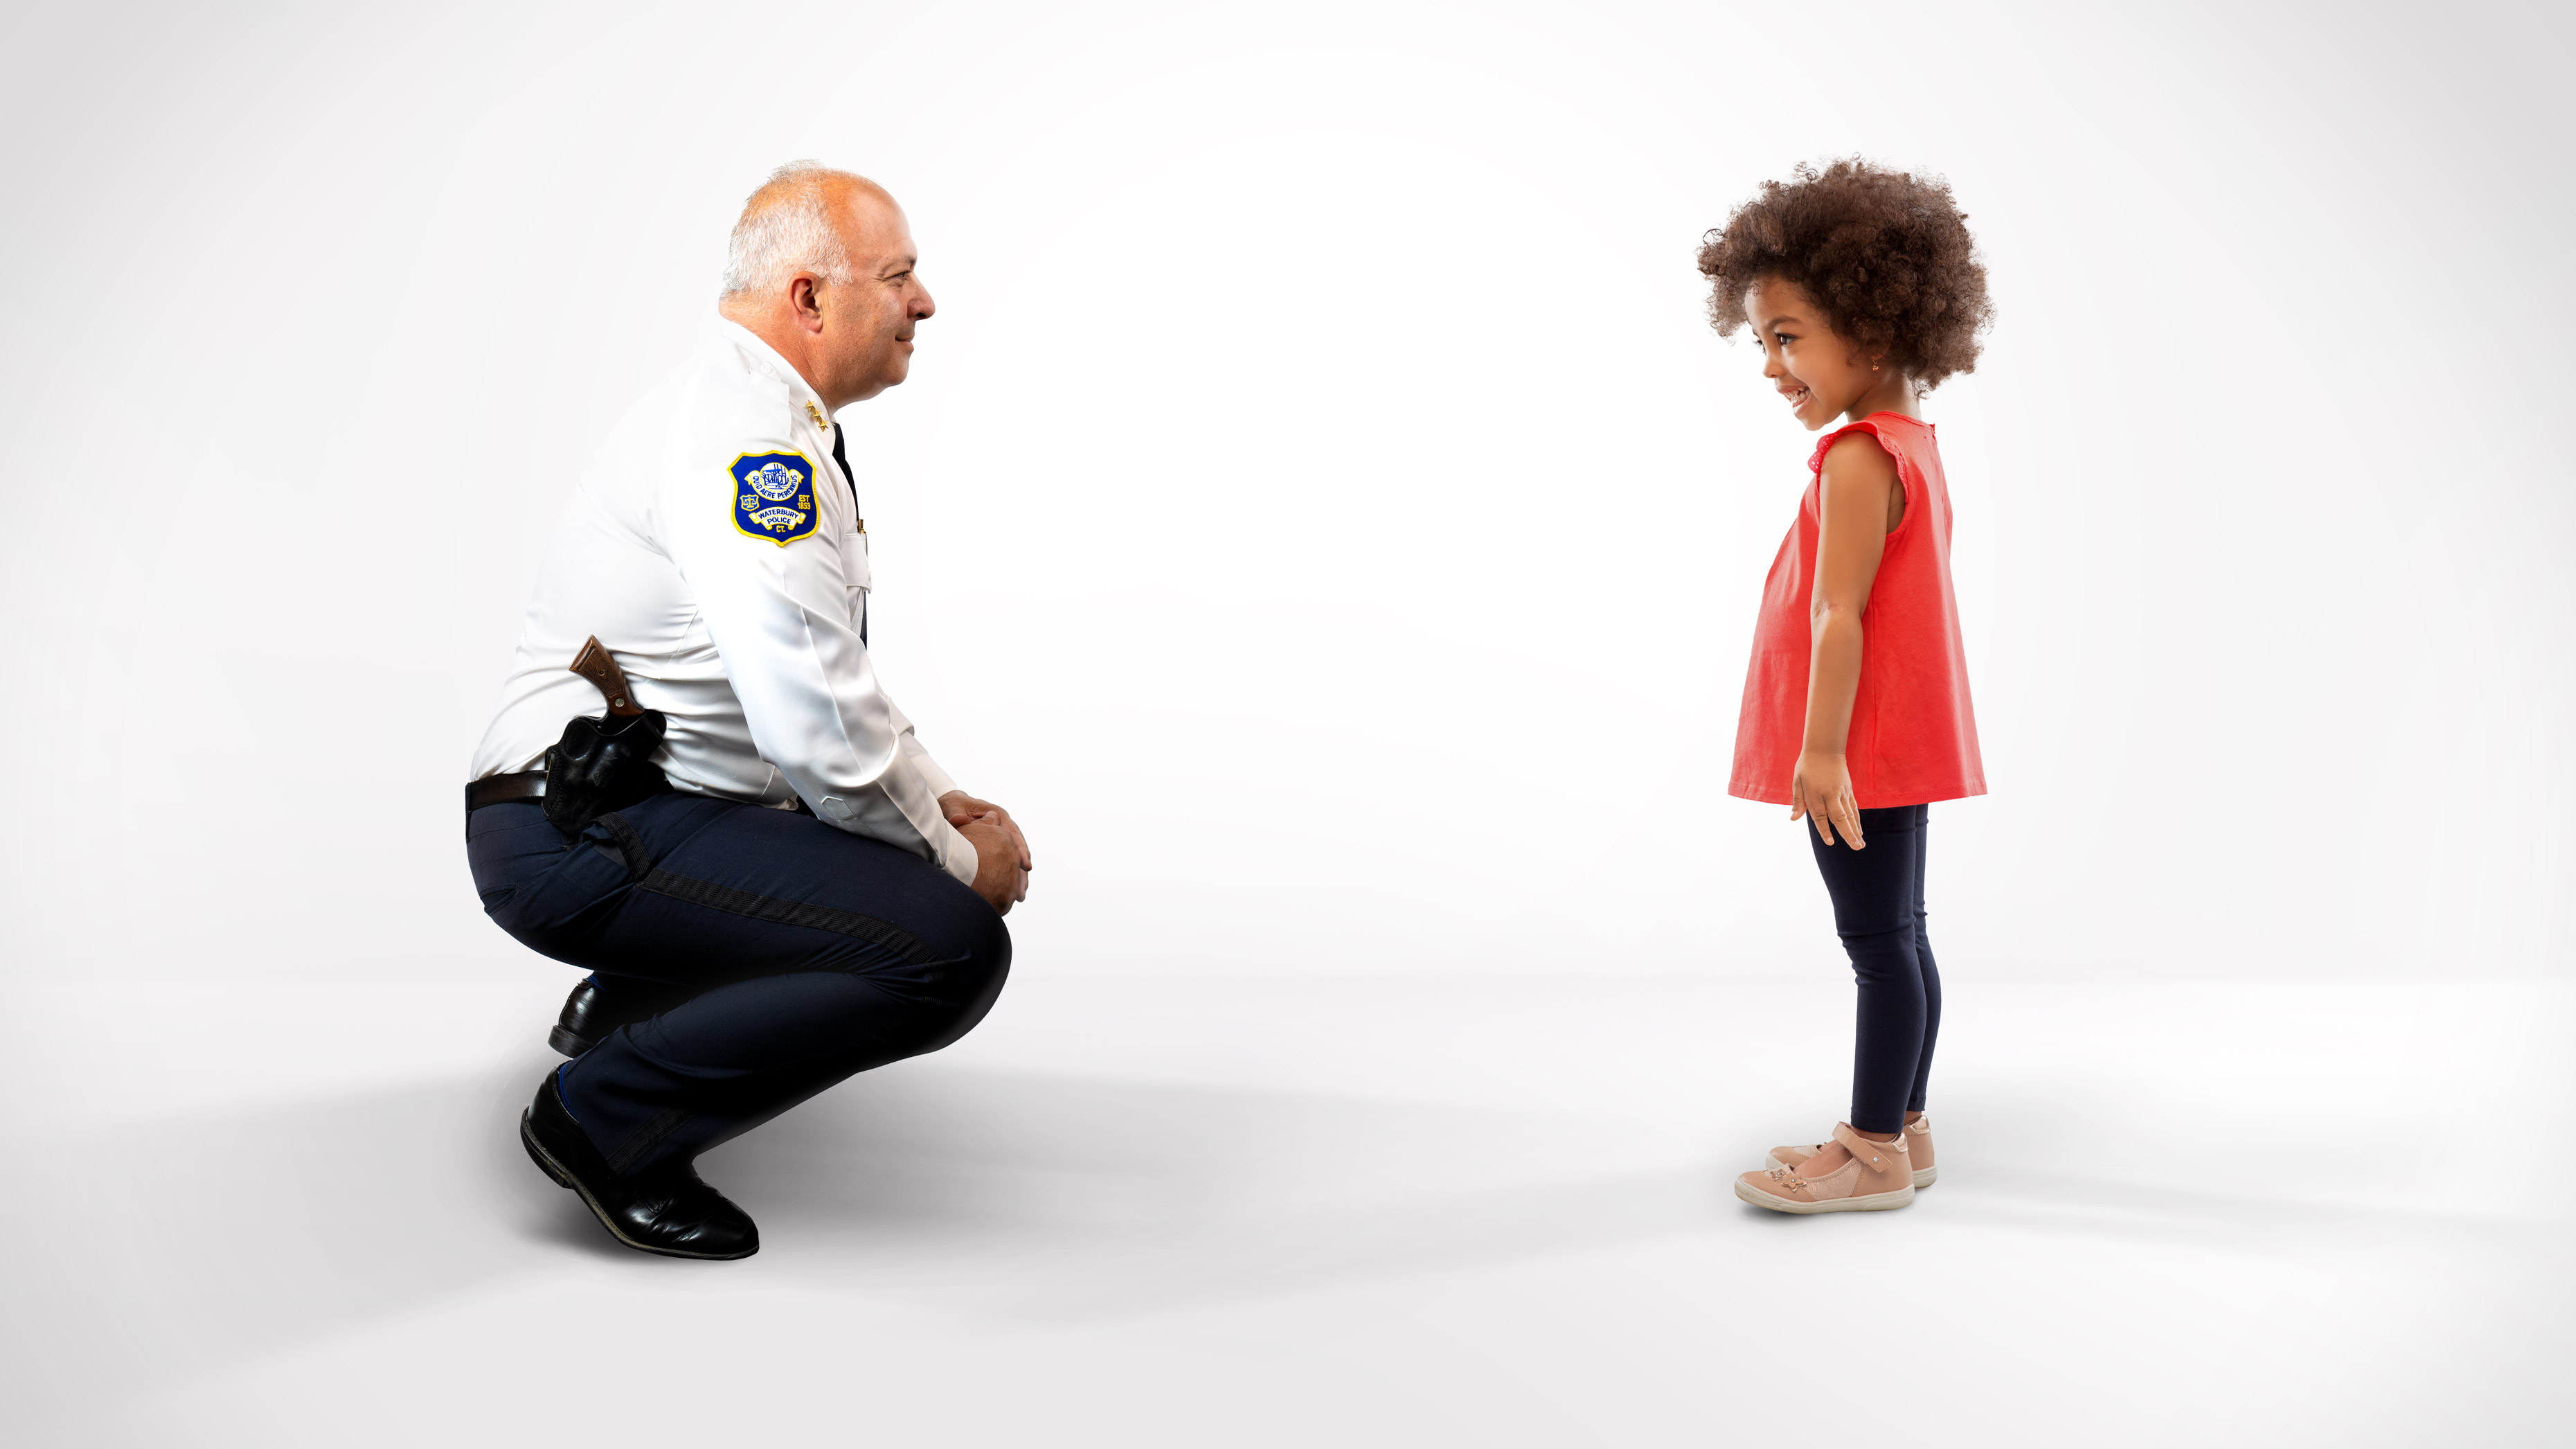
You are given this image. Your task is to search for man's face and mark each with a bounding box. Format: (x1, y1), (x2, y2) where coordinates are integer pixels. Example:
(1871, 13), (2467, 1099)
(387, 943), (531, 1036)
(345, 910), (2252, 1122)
(819, 193), (935, 405)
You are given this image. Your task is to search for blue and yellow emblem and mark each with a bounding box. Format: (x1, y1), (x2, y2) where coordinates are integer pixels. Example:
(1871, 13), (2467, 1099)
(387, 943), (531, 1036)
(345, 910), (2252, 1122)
(728, 452), (819, 546)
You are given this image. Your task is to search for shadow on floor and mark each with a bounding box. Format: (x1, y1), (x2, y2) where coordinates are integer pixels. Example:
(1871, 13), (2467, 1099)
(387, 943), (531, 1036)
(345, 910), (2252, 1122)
(0, 1057), (1713, 1418)
(706, 1065), (1725, 1316)
(10, 1051), (2539, 1429)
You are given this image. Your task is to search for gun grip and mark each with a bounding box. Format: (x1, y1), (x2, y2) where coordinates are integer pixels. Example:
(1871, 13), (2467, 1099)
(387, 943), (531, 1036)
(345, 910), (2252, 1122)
(569, 636), (644, 717)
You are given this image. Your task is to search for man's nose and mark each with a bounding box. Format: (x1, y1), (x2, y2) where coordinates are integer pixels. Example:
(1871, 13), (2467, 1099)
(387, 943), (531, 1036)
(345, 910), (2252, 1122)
(913, 285), (936, 320)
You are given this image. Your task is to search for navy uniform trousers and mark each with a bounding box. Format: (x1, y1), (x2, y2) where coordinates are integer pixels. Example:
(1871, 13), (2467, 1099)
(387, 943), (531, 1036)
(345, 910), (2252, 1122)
(467, 792), (1010, 1177)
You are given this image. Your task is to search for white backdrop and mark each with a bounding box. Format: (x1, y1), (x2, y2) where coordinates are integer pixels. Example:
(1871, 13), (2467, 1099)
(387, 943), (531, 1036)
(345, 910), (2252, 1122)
(1, 0), (2567, 985)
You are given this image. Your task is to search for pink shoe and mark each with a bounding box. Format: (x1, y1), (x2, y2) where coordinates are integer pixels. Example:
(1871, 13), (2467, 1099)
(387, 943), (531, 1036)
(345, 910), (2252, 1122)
(1735, 1122), (1915, 1214)
(1769, 1115), (1936, 1188)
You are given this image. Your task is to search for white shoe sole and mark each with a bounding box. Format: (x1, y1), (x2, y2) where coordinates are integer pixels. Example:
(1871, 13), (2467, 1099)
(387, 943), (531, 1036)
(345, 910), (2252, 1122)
(1735, 1178), (1915, 1214)
(1766, 1150), (1936, 1189)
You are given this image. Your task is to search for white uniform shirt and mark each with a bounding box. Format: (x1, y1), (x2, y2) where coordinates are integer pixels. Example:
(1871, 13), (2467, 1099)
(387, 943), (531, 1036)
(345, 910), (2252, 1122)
(470, 321), (977, 886)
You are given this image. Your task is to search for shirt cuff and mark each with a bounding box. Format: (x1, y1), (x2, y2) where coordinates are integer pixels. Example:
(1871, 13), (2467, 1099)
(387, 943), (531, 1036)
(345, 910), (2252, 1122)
(932, 817), (979, 887)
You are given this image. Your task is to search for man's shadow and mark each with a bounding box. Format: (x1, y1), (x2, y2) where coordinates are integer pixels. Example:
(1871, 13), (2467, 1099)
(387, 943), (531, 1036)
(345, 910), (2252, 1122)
(0, 1056), (1720, 1421)
(704, 1063), (1724, 1316)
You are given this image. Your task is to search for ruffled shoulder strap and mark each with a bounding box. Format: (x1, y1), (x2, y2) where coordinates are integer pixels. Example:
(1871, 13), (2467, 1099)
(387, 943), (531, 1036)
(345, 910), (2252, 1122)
(1807, 418), (1897, 477)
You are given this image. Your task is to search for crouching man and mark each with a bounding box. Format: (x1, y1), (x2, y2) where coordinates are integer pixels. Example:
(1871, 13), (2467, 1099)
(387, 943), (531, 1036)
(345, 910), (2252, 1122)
(465, 163), (1030, 1259)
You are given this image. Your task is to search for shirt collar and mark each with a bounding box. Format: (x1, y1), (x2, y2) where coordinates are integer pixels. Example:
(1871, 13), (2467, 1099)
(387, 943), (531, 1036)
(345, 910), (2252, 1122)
(715, 318), (837, 429)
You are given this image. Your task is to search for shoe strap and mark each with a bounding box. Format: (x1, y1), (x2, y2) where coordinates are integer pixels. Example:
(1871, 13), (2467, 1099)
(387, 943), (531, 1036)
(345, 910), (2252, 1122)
(1832, 1121), (1906, 1172)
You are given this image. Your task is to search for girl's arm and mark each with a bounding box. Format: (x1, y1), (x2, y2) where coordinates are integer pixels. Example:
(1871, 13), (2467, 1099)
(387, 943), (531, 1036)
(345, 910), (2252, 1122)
(1793, 434), (1900, 848)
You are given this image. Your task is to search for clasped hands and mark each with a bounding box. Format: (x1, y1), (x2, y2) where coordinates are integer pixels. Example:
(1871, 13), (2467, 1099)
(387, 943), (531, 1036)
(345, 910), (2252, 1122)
(941, 790), (1030, 916)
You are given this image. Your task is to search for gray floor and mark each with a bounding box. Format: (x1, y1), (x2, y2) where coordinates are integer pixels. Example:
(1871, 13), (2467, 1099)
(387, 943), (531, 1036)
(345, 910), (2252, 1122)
(1, 972), (2561, 1446)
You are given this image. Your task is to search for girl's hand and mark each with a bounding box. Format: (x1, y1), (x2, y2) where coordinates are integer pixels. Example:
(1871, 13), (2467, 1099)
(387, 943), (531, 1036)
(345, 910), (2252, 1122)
(1790, 749), (1864, 848)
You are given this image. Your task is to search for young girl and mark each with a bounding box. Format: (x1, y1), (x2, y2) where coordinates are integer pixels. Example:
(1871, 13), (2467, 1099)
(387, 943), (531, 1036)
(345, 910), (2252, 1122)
(1700, 160), (1992, 1214)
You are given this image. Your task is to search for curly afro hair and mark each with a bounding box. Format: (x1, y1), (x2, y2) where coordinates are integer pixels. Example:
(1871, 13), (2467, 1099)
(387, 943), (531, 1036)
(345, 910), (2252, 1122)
(1698, 159), (1992, 391)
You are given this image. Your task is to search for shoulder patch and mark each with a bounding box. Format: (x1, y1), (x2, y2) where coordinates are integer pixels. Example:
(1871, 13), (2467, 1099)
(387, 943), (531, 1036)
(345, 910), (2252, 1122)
(728, 452), (819, 546)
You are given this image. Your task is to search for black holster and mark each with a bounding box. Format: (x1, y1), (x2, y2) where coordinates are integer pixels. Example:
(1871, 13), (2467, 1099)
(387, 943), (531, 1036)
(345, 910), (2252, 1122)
(542, 709), (673, 837)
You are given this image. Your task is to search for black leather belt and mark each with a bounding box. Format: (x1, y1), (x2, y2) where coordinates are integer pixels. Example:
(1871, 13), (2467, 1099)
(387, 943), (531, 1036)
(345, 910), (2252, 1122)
(466, 771), (548, 812)
(463, 772), (811, 817)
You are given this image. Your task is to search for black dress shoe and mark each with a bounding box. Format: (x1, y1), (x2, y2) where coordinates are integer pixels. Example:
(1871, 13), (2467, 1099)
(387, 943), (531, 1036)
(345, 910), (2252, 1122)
(520, 1074), (758, 1260)
(548, 975), (690, 1056)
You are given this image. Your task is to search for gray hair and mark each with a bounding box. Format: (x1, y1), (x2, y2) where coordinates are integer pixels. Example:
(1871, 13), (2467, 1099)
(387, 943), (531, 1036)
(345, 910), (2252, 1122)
(718, 161), (866, 300)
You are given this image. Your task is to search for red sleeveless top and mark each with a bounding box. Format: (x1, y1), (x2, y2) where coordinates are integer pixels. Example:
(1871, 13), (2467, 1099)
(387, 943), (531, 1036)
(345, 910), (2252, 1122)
(1729, 414), (1985, 808)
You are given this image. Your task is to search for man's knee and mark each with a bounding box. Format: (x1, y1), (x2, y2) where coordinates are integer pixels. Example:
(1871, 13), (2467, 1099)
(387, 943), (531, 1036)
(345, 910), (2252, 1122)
(913, 917), (1010, 1056)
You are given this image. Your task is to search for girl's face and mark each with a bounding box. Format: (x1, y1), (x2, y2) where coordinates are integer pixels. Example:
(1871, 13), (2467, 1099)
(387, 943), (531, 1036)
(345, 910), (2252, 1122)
(1742, 275), (1895, 431)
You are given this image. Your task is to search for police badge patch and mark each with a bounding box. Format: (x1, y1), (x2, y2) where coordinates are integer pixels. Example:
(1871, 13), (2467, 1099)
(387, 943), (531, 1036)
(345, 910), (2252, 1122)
(728, 452), (819, 546)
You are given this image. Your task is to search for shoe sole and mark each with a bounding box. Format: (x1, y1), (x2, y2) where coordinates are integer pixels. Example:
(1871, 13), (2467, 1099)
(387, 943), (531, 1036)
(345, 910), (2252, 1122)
(547, 1026), (595, 1058)
(519, 1109), (758, 1260)
(1735, 1178), (1915, 1214)
(1764, 1150), (1936, 1189)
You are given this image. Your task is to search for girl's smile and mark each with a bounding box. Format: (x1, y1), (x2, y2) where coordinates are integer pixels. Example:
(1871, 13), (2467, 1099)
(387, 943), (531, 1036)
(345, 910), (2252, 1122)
(1744, 274), (1918, 429)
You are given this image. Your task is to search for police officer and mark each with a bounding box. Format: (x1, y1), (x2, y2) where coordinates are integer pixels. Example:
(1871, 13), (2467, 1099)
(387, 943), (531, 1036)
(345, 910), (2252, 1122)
(465, 163), (1030, 1259)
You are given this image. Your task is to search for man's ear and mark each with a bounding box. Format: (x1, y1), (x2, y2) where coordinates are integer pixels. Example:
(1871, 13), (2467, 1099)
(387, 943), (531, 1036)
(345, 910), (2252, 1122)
(789, 275), (825, 334)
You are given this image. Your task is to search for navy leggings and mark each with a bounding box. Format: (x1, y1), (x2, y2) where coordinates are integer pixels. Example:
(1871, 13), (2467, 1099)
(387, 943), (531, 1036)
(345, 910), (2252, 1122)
(467, 793), (1010, 1177)
(1808, 803), (1940, 1135)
